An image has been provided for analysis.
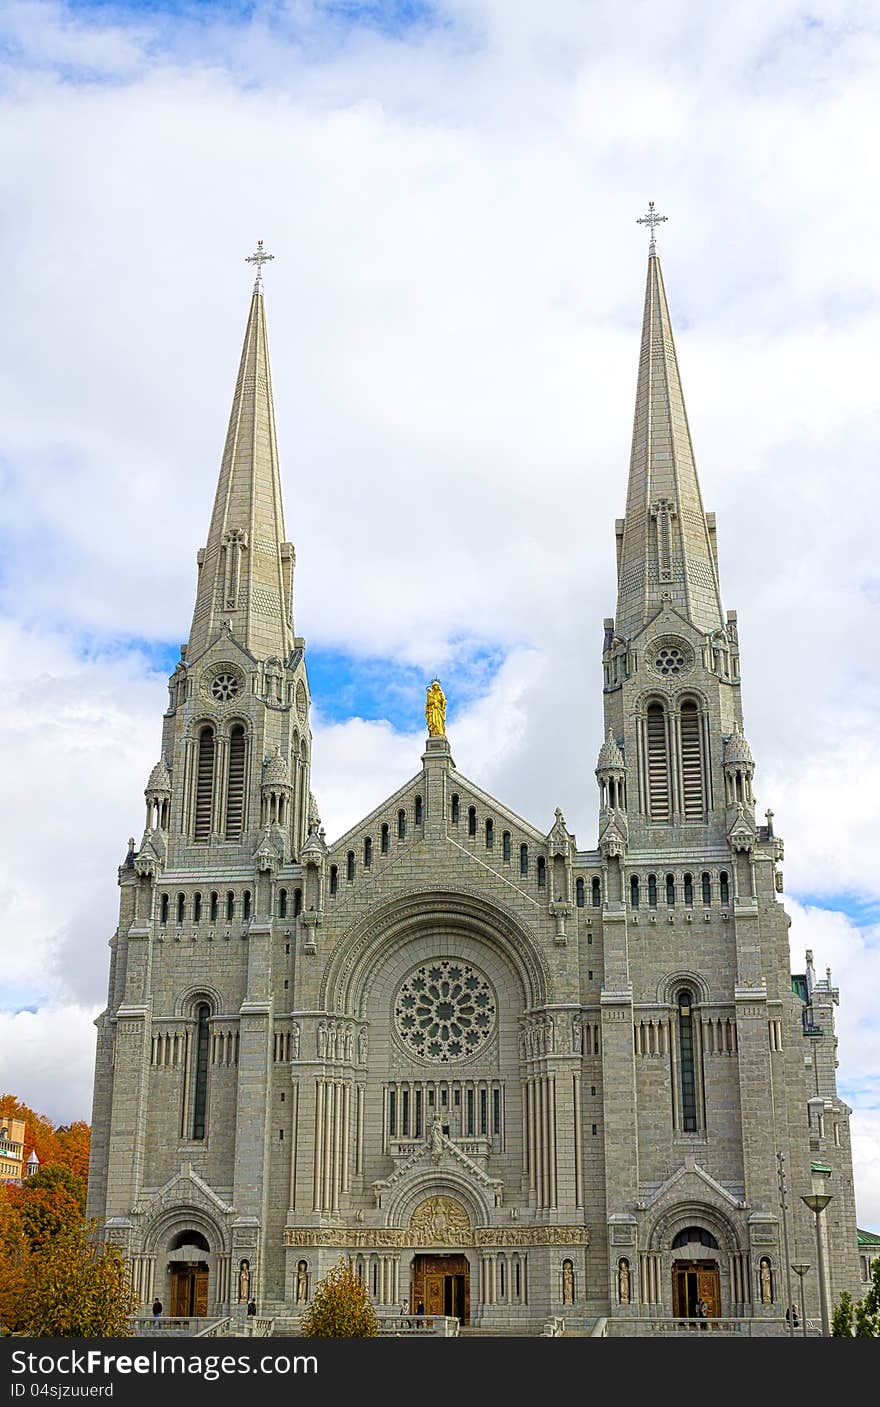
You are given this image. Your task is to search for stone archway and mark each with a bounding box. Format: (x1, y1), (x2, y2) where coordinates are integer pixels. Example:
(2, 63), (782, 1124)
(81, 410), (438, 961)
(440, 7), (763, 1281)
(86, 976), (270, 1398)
(406, 1196), (472, 1324)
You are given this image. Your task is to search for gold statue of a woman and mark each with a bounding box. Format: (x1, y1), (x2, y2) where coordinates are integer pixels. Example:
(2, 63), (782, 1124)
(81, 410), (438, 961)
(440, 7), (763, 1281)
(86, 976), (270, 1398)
(425, 679), (446, 737)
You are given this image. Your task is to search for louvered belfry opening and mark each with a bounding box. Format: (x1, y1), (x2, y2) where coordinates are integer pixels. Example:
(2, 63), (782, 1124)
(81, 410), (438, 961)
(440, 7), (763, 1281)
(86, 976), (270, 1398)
(679, 700), (704, 819)
(225, 725), (246, 839)
(646, 702), (670, 820)
(194, 727), (215, 841)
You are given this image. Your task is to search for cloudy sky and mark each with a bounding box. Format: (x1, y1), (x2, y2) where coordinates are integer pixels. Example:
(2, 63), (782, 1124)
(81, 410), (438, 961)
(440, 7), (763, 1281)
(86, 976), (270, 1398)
(0, 0), (878, 1227)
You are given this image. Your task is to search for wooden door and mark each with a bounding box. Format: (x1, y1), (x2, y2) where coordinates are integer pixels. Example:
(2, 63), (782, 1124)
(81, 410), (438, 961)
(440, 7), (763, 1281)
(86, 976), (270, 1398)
(170, 1269), (189, 1317)
(697, 1268), (720, 1318)
(424, 1274), (445, 1316)
(193, 1268), (209, 1317)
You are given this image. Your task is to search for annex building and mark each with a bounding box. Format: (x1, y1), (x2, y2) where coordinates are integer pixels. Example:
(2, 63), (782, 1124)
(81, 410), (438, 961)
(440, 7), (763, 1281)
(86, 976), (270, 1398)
(87, 224), (862, 1335)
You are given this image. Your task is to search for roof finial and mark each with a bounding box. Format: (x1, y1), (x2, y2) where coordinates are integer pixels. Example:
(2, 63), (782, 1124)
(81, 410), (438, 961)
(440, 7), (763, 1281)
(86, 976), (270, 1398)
(245, 239), (274, 294)
(637, 200), (668, 256)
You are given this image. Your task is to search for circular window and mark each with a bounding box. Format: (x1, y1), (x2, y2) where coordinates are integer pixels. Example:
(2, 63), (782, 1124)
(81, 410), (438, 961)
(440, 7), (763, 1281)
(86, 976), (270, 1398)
(394, 959), (496, 1063)
(649, 636), (694, 679)
(211, 672), (240, 702)
(655, 646), (687, 676)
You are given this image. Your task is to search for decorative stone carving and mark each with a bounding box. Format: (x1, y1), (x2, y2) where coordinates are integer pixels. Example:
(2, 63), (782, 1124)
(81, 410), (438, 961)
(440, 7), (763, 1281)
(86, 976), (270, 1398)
(410, 1196), (471, 1247)
(282, 1224), (589, 1249)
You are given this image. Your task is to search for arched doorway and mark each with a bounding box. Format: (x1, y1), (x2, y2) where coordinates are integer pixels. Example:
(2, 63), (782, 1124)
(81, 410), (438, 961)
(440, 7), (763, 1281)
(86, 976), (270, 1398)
(411, 1255), (469, 1321)
(167, 1230), (210, 1317)
(670, 1226), (721, 1318)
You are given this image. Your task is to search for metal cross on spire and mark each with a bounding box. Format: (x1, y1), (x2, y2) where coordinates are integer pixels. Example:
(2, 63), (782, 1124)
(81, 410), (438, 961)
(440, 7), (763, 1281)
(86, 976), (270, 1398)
(245, 239), (274, 293)
(637, 201), (668, 255)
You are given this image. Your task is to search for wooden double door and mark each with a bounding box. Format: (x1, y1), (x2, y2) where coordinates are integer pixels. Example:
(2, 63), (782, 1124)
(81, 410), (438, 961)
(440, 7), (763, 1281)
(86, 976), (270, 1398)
(672, 1261), (721, 1319)
(412, 1255), (470, 1323)
(169, 1262), (209, 1317)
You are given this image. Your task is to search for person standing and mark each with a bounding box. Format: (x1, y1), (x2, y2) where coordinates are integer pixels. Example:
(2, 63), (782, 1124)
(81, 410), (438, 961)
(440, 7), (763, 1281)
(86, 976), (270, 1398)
(152, 1299), (163, 1318)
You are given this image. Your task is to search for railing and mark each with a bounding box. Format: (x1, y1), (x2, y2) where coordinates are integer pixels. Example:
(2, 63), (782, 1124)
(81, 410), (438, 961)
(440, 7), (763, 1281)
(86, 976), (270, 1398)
(237, 1318), (275, 1337)
(196, 1318), (231, 1337)
(132, 1316), (222, 1336)
(379, 1315), (460, 1337)
(590, 1318), (609, 1337)
(541, 1317), (566, 1337)
(606, 1317), (801, 1337)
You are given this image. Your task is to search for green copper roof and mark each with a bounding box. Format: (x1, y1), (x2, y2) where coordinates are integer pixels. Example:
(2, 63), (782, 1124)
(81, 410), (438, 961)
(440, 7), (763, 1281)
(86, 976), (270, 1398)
(858, 1228), (880, 1246)
(810, 1162), (832, 1174)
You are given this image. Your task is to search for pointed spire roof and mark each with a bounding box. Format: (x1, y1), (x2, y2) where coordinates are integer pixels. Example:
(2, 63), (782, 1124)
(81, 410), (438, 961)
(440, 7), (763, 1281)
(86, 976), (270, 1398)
(615, 231), (724, 639)
(187, 245), (294, 662)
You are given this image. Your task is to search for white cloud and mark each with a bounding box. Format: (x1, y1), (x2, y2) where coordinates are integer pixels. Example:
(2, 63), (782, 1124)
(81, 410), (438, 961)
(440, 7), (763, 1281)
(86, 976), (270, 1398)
(0, 1003), (100, 1125)
(0, 0), (878, 1222)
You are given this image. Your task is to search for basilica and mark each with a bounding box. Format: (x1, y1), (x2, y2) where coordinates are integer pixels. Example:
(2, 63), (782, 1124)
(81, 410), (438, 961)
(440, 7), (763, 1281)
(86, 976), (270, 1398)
(87, 224), (861, 1334)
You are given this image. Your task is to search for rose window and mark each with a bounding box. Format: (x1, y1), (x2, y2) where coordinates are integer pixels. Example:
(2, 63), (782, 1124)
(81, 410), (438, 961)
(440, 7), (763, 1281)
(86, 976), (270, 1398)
(654, 646), (687, 677)
(394, 960), (496, 1062)
(211, 673), (240, 702)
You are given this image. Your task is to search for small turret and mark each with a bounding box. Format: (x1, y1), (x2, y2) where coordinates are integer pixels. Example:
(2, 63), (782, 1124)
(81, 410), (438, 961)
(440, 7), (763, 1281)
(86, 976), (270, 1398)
(723, 724), (755, 809)
(596, 728), (627, 814)
(145, 759), (172, 831)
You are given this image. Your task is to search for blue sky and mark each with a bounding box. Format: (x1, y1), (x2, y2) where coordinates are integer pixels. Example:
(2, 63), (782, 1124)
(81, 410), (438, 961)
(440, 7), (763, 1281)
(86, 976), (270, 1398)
(0, 0), (878, 1223)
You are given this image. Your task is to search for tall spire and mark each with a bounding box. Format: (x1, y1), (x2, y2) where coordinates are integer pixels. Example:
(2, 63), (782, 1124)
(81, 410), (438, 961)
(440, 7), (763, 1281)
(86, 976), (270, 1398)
(187, 243), (294, 662)
(615, 210), (724, 639)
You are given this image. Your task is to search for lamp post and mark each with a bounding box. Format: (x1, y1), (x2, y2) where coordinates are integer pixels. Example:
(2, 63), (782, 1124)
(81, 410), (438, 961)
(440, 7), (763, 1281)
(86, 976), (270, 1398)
(777, 1152), (796, 1338)
(801, 1193), (833, 1336)
(791, 1264), (810, 1339)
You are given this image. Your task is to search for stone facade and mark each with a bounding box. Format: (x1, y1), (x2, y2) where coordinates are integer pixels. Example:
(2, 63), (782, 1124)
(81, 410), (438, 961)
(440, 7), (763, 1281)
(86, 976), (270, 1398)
(87, 247), (862, 1334)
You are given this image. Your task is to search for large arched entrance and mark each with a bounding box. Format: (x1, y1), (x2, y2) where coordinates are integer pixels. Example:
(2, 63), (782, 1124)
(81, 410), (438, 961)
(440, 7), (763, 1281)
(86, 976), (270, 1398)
(167, 1230), (210, 1317)
(670, 1226), (721, 1318)
(411, 1255), (469, 1321)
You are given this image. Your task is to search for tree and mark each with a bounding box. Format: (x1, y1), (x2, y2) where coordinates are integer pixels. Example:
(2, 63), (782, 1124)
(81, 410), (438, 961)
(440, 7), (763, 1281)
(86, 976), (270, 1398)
(13, 1164), (86, 1252)
(299, 1258), (380, 1338)
(0, 1189), (30, 1333)
(18, 1223), (139, 1338)
(831, 1290), (853, 1337)
(56, 1123), (91, 1181)
(832, 1259), (880, 1338)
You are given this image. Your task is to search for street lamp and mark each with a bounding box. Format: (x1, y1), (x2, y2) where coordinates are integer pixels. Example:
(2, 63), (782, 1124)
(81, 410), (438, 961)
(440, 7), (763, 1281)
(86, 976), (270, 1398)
(801, 1194), (833, 1336)
(791, 1264), (810, 1339)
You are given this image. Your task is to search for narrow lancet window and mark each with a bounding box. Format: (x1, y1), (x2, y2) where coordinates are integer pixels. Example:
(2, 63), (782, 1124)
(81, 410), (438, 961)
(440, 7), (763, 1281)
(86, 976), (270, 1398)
(679, 700), (704, 819)
(194, 726), (215, 841)
(645, 702), (670, 821)
(677, 990), (697, 1132)
(192, 1003), (211, 1140)
(225, 725), (246, 839)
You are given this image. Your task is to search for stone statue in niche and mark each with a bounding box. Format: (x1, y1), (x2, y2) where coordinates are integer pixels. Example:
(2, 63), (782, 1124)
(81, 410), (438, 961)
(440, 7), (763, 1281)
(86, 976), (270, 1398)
(571, 1013), (581, 1053)
(317, 1022), (327, 1057)
(760, 1257), (773, 1304)
(618, 1258), (630, 1304)
(296, 1260), (308, 1304)
(562, 1259), (574, 1306)
(358, 1028), (368, 1064)
(430, 1116), (444, 1161)
(238, 1259), (250, 1302)
(290, 1022), (300, 1058)
(344, 1026), (353, 1062)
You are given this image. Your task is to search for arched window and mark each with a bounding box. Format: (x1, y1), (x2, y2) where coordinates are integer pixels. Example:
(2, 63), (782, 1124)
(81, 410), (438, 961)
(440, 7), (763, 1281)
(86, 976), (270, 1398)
(380, 822), (389, 854)
(671, 1227), (719, 1250)
(451, 794), (460, 824)
(225, 724), (246, 839)
(329, 865), (338, 896)
(630, 876), (640, 909)
(346, 851), (355, 882)
(576, 878), (585, 908)
(648, 874), (657, 907)
(278, 889), (288, 918)
(242, 890), (251, 921)
(468, 806), (477, 837)
(192, 1002), (211, 1140)
(502, 831), (511, 862)
(679, 700), (704, 819)
(485, 818), (494, 849)
(294, 888), (302, 917)
(160, 893), (169, 925)
(194, 725), (215, 841)
(720, 871), (730, 905)
(176, 893), (185, 925)
(414, 795), (423, 827)
(537, 856), (546, 888)
(226, 891), (235, 920)
(364, 836), (372, 869)
(398, 809), (406, 840)
(683, 873), (694, 907)
(592, 877), (601, 908)
(193, 892), (202, 923)
(520, 844), (529, 876)
(677, 990), (697, 1132)
(666, 874), (675, 907)
(646, 701), (670, 820)
(701, 872), (711, 905)
(209, 891), (218, 922)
